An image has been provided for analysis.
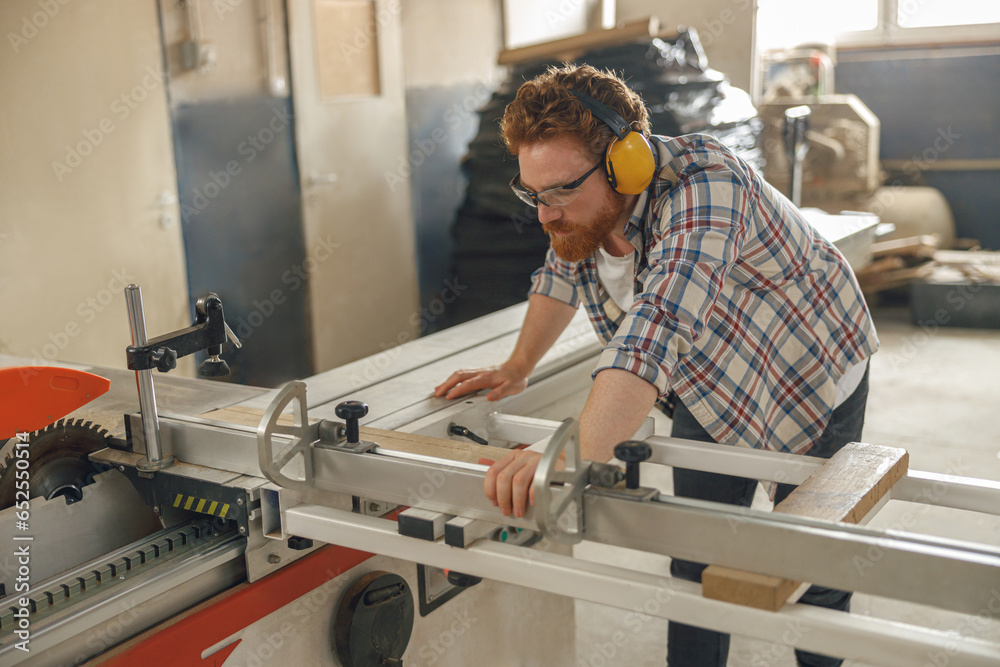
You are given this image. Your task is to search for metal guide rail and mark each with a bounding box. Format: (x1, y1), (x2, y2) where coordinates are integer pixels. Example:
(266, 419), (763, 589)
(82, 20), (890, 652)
(0, 518), (246, 663)
(255, 380), (1000, 667)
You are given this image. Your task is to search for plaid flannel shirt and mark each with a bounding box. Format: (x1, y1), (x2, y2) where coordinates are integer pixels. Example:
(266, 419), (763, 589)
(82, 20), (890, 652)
(529, 134), (878, 455)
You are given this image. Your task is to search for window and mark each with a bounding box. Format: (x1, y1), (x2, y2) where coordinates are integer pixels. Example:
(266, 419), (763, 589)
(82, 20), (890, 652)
(757, 0), (1000, 49)
(897, 0), (1000, 29)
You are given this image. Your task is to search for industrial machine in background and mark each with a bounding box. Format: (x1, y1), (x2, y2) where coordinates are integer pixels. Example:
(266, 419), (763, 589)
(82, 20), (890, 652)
(758, 94), (882, 213)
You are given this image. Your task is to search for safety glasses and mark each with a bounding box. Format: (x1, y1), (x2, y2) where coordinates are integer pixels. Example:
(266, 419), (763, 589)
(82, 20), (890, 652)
(509, 161), (603, 208)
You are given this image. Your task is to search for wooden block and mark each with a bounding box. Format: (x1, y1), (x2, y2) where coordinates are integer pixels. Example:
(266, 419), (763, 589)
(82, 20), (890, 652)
(702, 442), (908, 611)
(870, 234), (939, 260)
(498, 18), (660, 66)
(857, 262), (934, 293)
(200, 406), (500, 465)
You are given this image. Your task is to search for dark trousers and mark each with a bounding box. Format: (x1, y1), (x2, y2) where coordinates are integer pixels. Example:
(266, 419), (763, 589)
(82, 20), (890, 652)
(665, 366), (869, 667)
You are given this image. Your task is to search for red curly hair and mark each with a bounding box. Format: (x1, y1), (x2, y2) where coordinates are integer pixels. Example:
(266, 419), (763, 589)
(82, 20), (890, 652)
(500, 63), (651, 160)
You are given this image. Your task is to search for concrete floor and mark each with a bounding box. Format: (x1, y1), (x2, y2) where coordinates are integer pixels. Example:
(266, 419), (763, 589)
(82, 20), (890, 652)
(572, 304), (1000, 666)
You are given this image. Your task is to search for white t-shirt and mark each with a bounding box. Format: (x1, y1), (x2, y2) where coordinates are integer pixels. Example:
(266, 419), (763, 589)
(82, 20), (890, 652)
(595, 245), (866, 409)
(596, 245), (636, 312)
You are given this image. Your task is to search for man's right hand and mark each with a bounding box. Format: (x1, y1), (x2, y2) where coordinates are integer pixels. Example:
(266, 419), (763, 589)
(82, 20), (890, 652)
(434, 363), (529, 401)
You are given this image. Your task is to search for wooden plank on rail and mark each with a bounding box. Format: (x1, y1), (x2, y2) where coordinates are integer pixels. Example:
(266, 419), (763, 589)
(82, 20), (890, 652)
(498, 17), (660, 66)
(200, 406), (500, 465)
(701, 442), (908, 611)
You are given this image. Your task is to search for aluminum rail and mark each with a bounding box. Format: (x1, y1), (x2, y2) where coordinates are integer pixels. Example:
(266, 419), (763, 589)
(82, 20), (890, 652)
(488, 414), (1000, 516)
(283, 505), (1000, 667)
(280, 442), (1000, 617)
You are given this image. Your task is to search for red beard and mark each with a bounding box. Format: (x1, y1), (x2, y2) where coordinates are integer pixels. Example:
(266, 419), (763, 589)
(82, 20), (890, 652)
(543, 192), (629, 263)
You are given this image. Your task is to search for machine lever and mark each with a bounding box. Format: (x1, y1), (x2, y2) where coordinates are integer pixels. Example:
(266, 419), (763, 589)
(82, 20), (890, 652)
(447, 422), (488, 445)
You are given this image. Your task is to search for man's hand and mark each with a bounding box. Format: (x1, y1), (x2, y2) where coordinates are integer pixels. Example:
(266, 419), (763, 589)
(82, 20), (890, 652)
(484, 449), (541, 518)
(434, 363), (529, 401)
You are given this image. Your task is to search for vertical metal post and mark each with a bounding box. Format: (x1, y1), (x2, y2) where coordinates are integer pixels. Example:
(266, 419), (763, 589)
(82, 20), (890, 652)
(784, 105), (811, 208)
(125, 284), (174, 471)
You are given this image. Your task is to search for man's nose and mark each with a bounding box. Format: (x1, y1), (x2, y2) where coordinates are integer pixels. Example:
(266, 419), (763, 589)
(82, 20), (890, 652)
(536, 203), (563, 224)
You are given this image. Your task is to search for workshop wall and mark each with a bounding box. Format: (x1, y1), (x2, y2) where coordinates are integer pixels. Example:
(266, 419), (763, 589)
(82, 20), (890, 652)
(158, 0), (313, 387)
(0, 0), (191, 373)
(836, 45), (1000, 250)
(400, 0), (504, 324)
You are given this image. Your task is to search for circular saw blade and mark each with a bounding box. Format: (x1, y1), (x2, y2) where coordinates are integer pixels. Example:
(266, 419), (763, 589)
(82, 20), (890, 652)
(0, 418), (113, 511)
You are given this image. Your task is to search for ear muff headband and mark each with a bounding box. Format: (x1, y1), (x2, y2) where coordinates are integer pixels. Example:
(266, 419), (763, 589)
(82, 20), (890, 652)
(569, 90), (655, 195)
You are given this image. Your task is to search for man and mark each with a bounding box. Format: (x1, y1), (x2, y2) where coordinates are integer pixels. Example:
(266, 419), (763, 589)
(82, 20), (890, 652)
(434, 64), (877, 667)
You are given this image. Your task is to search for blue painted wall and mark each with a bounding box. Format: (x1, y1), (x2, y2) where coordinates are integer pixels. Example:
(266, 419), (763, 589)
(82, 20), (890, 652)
(404, 83), (489, 330)
(836, 46), (1000, 249)
(171, 97), (313, 386)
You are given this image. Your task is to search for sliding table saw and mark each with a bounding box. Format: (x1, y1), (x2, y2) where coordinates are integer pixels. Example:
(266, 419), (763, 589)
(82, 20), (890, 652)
(1, 214), (999, 666)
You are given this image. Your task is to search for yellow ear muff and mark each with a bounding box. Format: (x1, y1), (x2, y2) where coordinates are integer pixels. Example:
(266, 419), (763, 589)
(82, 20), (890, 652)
(569, 89), (655, 195)
(606, 132), (655, 195)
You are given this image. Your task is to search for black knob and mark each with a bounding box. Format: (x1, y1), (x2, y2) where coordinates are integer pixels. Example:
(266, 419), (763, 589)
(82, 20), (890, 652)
(151, 347), (178, 373)
(614, 440), (652, 490)
(199, 357), (231, 377)
(287, 535), (314, 551)
(336, 400), (369, 443)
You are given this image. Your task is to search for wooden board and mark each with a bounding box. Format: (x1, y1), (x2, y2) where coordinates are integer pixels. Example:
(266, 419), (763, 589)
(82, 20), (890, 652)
(200, 406), (501, 465)
(701, 442), (908, 611)
(870, 234), (939, 260)
(498, 18), (660, 66)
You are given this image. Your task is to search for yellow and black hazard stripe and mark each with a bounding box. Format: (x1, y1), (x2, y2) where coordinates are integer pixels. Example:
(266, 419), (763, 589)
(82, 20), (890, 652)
(172, 493), (231, 519)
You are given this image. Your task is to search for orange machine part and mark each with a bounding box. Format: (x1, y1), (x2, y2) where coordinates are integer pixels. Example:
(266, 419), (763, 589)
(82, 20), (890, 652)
(0, 366), (110, 438)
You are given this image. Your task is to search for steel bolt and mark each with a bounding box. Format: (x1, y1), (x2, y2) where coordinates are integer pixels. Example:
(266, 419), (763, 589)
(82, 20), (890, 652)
(368, 502), (380, 513)
(118, 466), (125, 472)
(237, 497), (244, 506)
(239, 526), (247, 535)
(267, 554), (280, 564)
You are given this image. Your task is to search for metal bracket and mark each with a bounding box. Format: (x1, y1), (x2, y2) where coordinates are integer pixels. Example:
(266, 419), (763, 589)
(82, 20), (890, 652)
(257, 381), (320, 491)
(532, 418), (591, 545)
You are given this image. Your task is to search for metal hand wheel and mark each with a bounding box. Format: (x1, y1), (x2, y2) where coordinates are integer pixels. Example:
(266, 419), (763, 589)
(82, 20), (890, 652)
(533, 418), (591, 544)
(257, 381), (320, 490)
